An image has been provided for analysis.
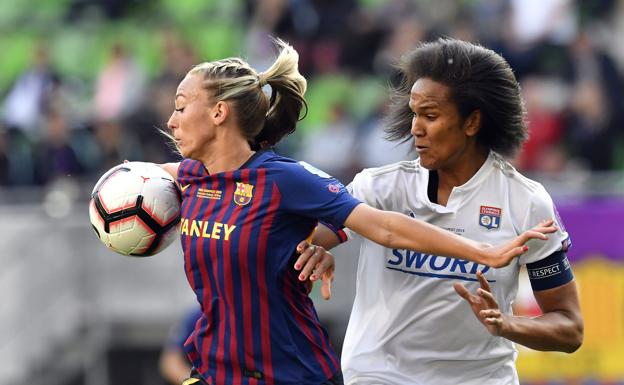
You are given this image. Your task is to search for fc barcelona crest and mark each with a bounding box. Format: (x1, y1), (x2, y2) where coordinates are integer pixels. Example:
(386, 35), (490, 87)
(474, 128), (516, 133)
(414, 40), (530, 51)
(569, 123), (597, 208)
(479, 206), (501, 230)
(234, 182), (254, 206)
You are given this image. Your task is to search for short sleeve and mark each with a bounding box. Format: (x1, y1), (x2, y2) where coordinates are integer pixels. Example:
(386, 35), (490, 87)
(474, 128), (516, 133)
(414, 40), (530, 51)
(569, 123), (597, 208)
(342, 169), (379, 241)
(278, 161), (362, 228)
(518, 185), (571, 265)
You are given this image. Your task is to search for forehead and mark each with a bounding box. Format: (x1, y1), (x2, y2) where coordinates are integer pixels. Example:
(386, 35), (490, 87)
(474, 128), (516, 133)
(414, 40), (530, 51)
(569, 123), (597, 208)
(409, 78), (452, 107)
(176, 73), (203, 99)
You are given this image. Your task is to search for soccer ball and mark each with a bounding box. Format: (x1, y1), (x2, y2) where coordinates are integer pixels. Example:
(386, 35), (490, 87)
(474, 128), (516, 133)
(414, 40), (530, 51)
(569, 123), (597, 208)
(89, 162), (181, 256)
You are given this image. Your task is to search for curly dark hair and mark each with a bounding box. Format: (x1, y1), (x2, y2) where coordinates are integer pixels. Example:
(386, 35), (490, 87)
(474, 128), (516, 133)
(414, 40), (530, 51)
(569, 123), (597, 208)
(385, 38), (527, 157)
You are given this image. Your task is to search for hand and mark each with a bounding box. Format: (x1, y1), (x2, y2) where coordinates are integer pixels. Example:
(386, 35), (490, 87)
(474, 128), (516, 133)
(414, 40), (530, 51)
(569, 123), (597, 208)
(454, 271), (507, 336)
(294, 241), (335, 300)
(479, 219), (557, 268)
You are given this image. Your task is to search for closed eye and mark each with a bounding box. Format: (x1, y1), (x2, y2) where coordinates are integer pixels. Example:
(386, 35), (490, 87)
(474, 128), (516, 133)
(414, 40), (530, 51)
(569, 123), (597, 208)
(175, 107), (185, 113)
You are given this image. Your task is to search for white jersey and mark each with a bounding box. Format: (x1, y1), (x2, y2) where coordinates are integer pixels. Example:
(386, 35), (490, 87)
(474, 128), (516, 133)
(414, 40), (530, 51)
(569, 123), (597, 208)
(341, 152), (569, 385)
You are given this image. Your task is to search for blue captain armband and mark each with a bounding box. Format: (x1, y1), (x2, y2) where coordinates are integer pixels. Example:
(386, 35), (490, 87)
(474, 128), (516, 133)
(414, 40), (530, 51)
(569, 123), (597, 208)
(526, 251), (574, 291)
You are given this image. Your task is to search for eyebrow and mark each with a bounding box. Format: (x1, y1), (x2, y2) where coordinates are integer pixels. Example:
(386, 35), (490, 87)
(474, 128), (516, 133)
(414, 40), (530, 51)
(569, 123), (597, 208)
(410, 101), (440, 109)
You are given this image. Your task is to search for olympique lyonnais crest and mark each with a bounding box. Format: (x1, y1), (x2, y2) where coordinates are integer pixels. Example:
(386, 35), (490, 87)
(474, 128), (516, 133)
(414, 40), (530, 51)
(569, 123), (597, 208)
(479, 205), (502, 230)
(234, 182), (254, 206)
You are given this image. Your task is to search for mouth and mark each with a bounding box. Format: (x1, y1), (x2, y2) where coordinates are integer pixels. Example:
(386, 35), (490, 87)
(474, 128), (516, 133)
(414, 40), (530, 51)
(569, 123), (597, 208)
(415, 145), (428, 153)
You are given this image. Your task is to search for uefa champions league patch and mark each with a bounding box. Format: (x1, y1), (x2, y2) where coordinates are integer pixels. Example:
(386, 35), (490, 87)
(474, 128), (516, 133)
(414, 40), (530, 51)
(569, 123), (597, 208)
(479, 205), (501, 230)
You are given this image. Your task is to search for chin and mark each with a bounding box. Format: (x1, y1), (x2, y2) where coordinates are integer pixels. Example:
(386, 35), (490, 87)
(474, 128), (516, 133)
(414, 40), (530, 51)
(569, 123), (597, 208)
(418, 157), (437, 170)
(177, 144), (191, 158)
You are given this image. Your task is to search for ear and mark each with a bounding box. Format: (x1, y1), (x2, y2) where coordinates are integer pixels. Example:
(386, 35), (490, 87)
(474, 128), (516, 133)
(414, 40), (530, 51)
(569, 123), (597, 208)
(463, 110), (481, 137)
(210, 101), (229, 126)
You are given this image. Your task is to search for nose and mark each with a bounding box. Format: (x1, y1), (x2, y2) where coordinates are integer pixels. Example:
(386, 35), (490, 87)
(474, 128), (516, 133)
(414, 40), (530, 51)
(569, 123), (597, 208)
(166, 112), (177, 131)
(410, 115), (424, 137)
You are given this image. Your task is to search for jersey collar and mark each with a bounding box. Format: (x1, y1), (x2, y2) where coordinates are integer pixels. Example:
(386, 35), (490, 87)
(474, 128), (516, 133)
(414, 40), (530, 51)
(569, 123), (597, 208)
(419, 151), (497, 212)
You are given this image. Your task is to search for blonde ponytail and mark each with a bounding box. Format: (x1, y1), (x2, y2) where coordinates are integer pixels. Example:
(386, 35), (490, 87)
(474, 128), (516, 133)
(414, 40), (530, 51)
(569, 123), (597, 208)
(187, 38), (307, 148)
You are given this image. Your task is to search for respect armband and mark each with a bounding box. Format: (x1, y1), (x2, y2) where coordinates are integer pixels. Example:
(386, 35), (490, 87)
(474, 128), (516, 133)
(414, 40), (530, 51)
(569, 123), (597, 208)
(526, 250), (574, 291)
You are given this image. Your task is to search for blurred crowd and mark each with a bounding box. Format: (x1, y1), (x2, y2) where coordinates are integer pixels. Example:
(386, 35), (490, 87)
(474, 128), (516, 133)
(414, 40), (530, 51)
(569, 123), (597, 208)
(1, 0), (623, 188)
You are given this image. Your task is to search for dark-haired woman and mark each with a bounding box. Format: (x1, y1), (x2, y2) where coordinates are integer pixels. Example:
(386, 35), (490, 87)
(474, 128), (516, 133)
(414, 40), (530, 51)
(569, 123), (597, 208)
(158, 39), (554, 385)
(302, 38), (583, 385)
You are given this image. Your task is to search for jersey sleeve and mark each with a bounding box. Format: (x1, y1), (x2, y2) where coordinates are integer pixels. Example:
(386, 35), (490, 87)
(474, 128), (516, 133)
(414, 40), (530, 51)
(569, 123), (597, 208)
(518, 185), (571, 265)
(165, 308), (202, 350)
(340, 169), (380, 241)
(278, 161), (362, 227)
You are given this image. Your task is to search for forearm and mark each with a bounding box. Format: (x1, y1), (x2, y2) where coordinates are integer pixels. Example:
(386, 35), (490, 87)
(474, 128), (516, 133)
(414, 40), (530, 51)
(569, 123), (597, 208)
(159, 350), (192, 384)
(312, 224), (342, 250)
(346, 207), (485, 264)
(500, 311), (583, 353)
(389, 212), (484, 259)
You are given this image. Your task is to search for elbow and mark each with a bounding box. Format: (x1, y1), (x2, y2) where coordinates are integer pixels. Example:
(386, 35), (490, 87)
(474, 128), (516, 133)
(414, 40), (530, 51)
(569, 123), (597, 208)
(378, 228), (396, 248)
(371, 213), (398, 248)
(568, 322), (584, 353)
(562, 317), (584, 353)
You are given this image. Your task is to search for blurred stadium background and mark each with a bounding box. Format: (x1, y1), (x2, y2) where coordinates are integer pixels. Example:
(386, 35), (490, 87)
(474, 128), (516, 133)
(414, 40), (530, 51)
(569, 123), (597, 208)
(1, 0), (623, 384)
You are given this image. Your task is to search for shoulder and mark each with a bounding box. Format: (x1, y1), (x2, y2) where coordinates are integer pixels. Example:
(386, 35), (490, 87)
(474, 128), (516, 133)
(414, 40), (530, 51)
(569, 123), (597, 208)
(349, 160), (421, 206)
(351, 160), (420, 193)
(491, 153), (548, 198)
(260, 154), (347, 196)
(490, 154), (556, 218)
(266, 153), (336, 180)
(178, 158), (204, 178)
(365, 160), (420, 177)
(353, 160), (419, 184)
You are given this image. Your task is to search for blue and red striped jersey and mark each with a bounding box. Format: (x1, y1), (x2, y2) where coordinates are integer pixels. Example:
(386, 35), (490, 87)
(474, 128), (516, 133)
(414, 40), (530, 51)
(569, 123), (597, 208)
(177, 150), (361, 385)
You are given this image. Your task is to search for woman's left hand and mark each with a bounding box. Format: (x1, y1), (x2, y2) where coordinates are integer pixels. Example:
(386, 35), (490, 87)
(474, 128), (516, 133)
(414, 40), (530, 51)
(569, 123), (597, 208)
(454, 271), (508, 336)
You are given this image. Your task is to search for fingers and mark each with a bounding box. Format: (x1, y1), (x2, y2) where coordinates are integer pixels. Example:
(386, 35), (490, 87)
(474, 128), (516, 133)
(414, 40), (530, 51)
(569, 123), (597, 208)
(298, 245), (320, 281)
(477, 287), (499, 309)
(312, 251), (334, 282)
(294, 242), (312, 272)
(496, 245), (529, 266)
(479, 309), (501, 319)
(453, 282), (477, 304)
(528, 218), (558, 236)
(476, 271), (492, 292)
(538, 218), (555, 229)
(320, 272), (333, 300)
(295, 240), (308, 255)
(295, 243), (336, 290)
(525, 230), (548, 241)
(479, 309), (503, 331)
(294, 241), (316, 272)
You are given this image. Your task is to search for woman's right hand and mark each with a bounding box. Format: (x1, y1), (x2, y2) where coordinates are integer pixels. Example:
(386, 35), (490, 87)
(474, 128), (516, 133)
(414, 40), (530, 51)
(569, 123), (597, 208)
(294, 241), (335, 300)
(479, 219), (557, 268)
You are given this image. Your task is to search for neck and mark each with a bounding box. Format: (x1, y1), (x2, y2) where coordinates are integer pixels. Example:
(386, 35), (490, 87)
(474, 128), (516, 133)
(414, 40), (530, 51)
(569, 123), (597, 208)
(437, 146), (489, 190)
(198, 129), (255, 174)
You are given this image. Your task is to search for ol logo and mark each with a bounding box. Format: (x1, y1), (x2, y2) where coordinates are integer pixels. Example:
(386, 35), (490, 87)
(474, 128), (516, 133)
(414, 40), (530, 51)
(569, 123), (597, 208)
(234, 182), (254, 206)
(479, 206), (501, 230)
